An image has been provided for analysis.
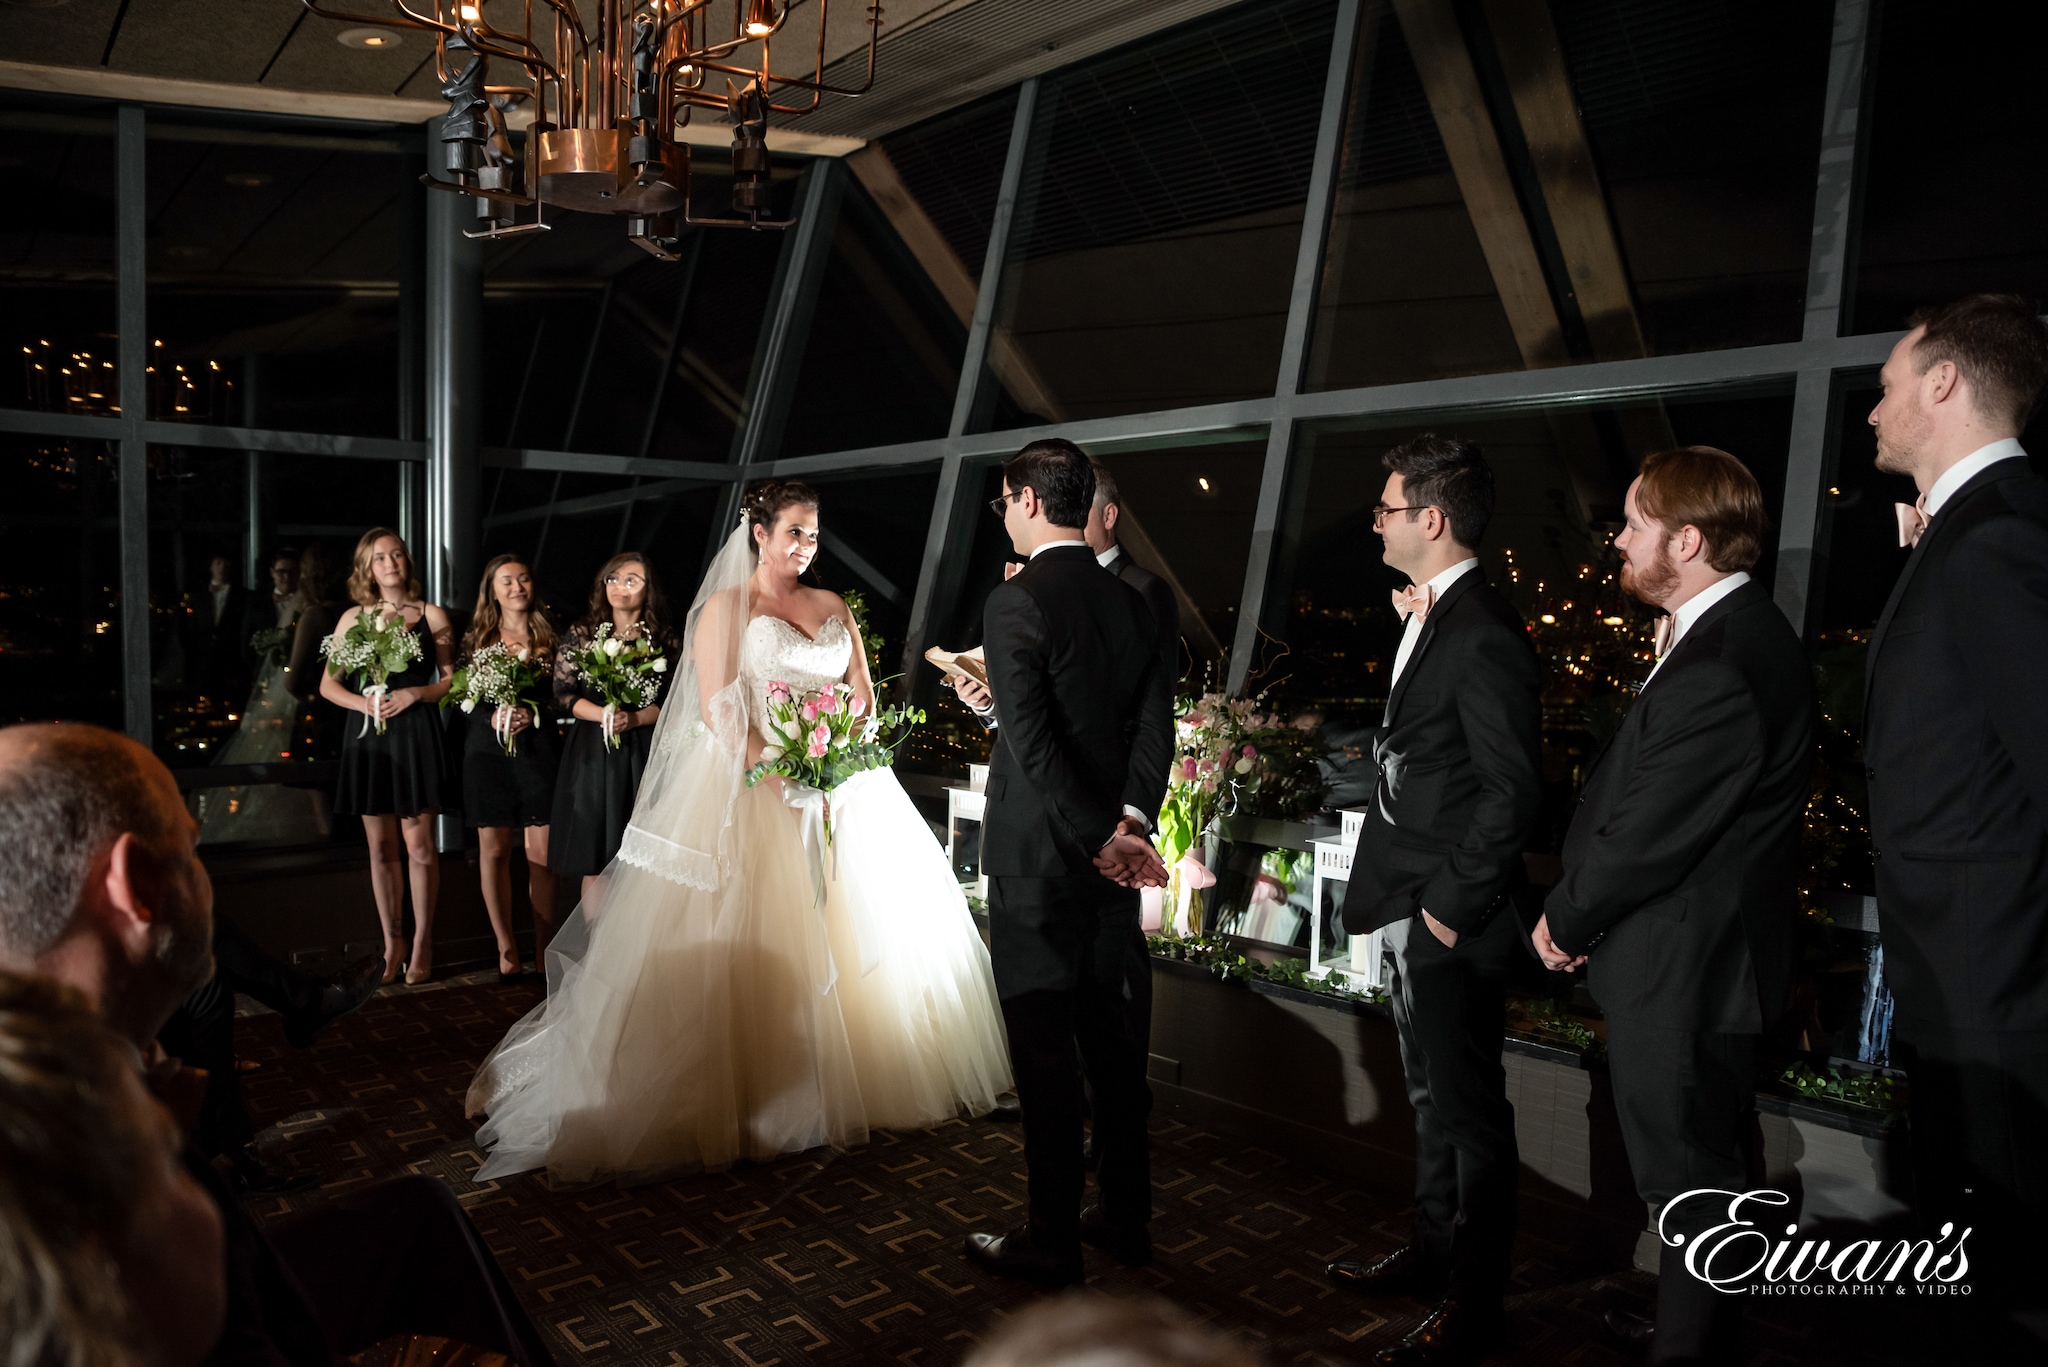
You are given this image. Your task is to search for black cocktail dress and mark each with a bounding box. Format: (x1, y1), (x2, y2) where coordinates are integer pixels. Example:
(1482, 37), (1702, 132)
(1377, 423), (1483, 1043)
(334, 621), (446, 818)
(546, 624), (672, 877)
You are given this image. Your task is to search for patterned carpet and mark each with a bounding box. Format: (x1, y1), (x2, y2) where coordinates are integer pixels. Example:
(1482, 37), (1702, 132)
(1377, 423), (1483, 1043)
(233, 978), (1924, 1366)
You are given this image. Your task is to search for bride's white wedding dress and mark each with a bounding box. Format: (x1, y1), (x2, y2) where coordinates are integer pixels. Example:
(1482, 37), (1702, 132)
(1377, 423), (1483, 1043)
(466, 534), (1010, 1185)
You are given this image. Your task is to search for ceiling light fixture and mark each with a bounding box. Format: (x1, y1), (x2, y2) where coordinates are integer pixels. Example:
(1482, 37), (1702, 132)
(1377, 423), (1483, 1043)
(337, 26), (400, 49)
(298, 0), (885, 250)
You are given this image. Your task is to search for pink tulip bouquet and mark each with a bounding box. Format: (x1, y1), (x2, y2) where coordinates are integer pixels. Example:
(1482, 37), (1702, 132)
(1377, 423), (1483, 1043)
(744, 680), (926, 828)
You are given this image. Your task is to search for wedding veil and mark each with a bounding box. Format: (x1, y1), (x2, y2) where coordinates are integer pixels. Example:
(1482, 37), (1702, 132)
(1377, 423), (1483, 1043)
(613, 519), (756, 889)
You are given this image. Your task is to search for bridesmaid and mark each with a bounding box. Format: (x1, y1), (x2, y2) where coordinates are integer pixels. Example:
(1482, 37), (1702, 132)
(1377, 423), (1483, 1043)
(458, 555), (562, 981)
(548, 552), (673, 913)
(321, 528), (453, 985)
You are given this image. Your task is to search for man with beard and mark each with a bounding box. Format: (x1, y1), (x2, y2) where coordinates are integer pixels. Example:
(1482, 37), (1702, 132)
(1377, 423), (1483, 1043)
(0, 722), (557, 1367)
(1533, 449), (1817, 1364)
(1862, 293), (2048, 1345)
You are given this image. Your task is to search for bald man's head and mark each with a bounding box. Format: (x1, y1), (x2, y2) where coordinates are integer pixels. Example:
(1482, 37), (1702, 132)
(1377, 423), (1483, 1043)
(0, 725), (197, 961)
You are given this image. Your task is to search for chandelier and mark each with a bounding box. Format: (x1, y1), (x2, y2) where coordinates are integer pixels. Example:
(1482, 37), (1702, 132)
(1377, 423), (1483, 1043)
(302, 1), (883, 254)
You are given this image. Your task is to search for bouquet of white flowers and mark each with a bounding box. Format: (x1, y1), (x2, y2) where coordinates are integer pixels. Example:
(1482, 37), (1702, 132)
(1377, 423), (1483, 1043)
(443, 642), (548, 756)
(567, 623), (668, 749)
(320, 607), (423, 736)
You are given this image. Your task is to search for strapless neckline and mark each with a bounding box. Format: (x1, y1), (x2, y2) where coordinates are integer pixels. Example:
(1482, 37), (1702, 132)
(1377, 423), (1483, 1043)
(748, 614), (846, 645)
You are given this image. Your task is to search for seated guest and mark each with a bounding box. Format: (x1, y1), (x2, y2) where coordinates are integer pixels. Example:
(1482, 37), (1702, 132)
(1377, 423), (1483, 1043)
(0, 970), (228, 1367)
(0, 721), (557, 1367)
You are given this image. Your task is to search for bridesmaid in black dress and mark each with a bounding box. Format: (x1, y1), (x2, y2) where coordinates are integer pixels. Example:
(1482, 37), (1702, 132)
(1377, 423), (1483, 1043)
(320, 528), (454, 985)
(548, 551), (674, 913)
(458, 554), (561, 980)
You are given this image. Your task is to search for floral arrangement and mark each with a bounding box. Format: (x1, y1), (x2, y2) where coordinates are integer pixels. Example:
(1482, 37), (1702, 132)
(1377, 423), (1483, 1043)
(1156, 691), (1326, 867)
(319, 607), (422, 735)
(443, 642), (549, 756)
(745, 680), (925, 842)
(569, 623), (669, 749)
(250, 619), (296, 670)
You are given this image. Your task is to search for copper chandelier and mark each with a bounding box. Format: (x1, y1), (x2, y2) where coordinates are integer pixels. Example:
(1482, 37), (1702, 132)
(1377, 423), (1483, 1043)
(302, 1), (882, 254)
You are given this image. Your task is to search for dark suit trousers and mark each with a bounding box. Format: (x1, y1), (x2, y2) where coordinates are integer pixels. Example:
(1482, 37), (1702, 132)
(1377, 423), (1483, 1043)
(1894, 1018), (2048, 1325)
(989, 872), (1154, 1246)
(1384, 909), (1521, 1303)
(266, 1175), (557, 1367)
(1603, 1016), (1757, 1365)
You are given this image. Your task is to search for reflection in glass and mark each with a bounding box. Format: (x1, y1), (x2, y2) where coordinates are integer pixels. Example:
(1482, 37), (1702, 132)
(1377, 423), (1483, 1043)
(1267, 391), (1793, 851)
(979, 0), (1340, 427)
(805, 466), (941, 699)
(1851, 0), (2048, 334)
(146, 118), (411, 436)
(1308, 0), (1830, 391)
(0, 436), (123, 730)
(148, 447), (407, 774)
(1, 100), (119, 415)
(481, 164), (793, 461)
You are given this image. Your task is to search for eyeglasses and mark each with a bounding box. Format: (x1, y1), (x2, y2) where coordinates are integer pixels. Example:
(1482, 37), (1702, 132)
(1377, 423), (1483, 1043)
(989, 489), (1025, 518)
(605, 574), (647, 590)
(1371, 503), (1431, 528)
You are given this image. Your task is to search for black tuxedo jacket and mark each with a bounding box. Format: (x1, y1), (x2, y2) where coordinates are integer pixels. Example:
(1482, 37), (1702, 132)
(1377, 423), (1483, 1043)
(1337, 569), (1544, 937)
(982, 544), (1173, 878)
(1864, 454), (2048, 1032)
(1101, 545), (1181, 692)
(1546, 580), (1817, 1032)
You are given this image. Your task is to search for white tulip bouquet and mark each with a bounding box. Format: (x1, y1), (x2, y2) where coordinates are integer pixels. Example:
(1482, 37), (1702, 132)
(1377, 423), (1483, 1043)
(319, 606), (423, 735)
(568, 623), (668, 749)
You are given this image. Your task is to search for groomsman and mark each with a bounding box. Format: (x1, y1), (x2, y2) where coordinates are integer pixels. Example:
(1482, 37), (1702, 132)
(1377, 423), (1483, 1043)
(1862, 293), (2048, 1339)
(1082, 458), (1182, 697)
(1534, 447), (1816, 1364)
(1323, 436), (1543, 1367)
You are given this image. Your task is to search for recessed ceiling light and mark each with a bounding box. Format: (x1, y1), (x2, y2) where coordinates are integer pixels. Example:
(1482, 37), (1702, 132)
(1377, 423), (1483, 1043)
(337, 27), (402, 50)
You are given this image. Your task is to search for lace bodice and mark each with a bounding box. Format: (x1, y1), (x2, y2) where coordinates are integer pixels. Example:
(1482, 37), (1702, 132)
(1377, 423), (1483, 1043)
(740, 614), (852, 738)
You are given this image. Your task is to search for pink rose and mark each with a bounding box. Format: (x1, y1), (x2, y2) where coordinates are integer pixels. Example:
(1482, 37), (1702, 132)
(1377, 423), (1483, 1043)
(849, 694), (867, 717)
(1180, 756), (1197, 781)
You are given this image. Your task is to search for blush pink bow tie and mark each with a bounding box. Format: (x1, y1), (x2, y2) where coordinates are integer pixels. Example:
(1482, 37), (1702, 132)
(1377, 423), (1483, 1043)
(1896, 496), (1930, 548)
(1392, 583), (1436, 623)
(1652, 613), (1675, 660)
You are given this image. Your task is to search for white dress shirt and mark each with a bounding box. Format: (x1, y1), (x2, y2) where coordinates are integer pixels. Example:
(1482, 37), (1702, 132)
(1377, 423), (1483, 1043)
(1030, 538), (1088, 558)
(1388, 558), (1479, 691)
(1098, 544), (1122, 570)
(211, 582), (233, 625)
(1644, 571), (1750, 685)
(1924, 437), (2026, 518)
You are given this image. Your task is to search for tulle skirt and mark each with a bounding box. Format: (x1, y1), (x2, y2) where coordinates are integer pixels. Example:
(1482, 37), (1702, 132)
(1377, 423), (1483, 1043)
(464, 767), (1012, 1185)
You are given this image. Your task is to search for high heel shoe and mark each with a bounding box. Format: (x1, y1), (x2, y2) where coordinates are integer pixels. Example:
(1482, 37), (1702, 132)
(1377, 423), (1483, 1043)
(404, 961), (432, 986)
(496, 950), (526, 985)
(380, 956), (403, 987)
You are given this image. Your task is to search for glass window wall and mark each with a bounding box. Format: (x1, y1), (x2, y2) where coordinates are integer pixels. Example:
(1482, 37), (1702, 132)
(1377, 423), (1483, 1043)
(0, 435), (124, 729)
(145, 116), (412, 436)
(977, 0), (1341, 427)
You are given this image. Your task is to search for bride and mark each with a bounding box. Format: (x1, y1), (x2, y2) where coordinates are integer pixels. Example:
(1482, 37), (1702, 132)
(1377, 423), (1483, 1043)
(466, 480), (1011, 1184)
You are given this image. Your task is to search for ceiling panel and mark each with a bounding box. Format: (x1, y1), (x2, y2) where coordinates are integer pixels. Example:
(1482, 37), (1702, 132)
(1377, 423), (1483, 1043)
(104, 0), (305, 85)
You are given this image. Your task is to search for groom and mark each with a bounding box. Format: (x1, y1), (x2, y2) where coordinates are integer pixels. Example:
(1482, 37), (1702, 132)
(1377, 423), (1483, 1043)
(966, 438), (1174, 1288)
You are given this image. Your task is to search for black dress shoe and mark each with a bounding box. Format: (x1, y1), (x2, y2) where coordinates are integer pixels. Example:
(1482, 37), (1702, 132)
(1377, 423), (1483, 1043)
(1373, 1298), (1501, 1367)
(1078, 1203), (1152, 1266)
(963, 1227), (1083, 1288)
(1602, 1307), (1654, 1344)
(1327, 1244), (1441, 1298)
(228, 1145), (319, 1195)
(282, 954), (382, 1049)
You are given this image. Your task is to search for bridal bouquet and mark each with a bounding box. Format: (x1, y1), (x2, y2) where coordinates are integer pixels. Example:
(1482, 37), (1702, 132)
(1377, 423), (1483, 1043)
(568, 623), (668, 749)
(745, 680), (925, 844)
(443, 642), (548, 757)
(319, 607), (422, 735)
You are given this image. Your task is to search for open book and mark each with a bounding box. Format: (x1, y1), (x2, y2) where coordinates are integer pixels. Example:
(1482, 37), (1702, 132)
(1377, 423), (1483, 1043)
(923, 645), (987, 689)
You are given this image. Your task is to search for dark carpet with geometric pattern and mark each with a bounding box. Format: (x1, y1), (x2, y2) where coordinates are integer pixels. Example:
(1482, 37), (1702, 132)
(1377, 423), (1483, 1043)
(232, 978), (1924, 1366)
